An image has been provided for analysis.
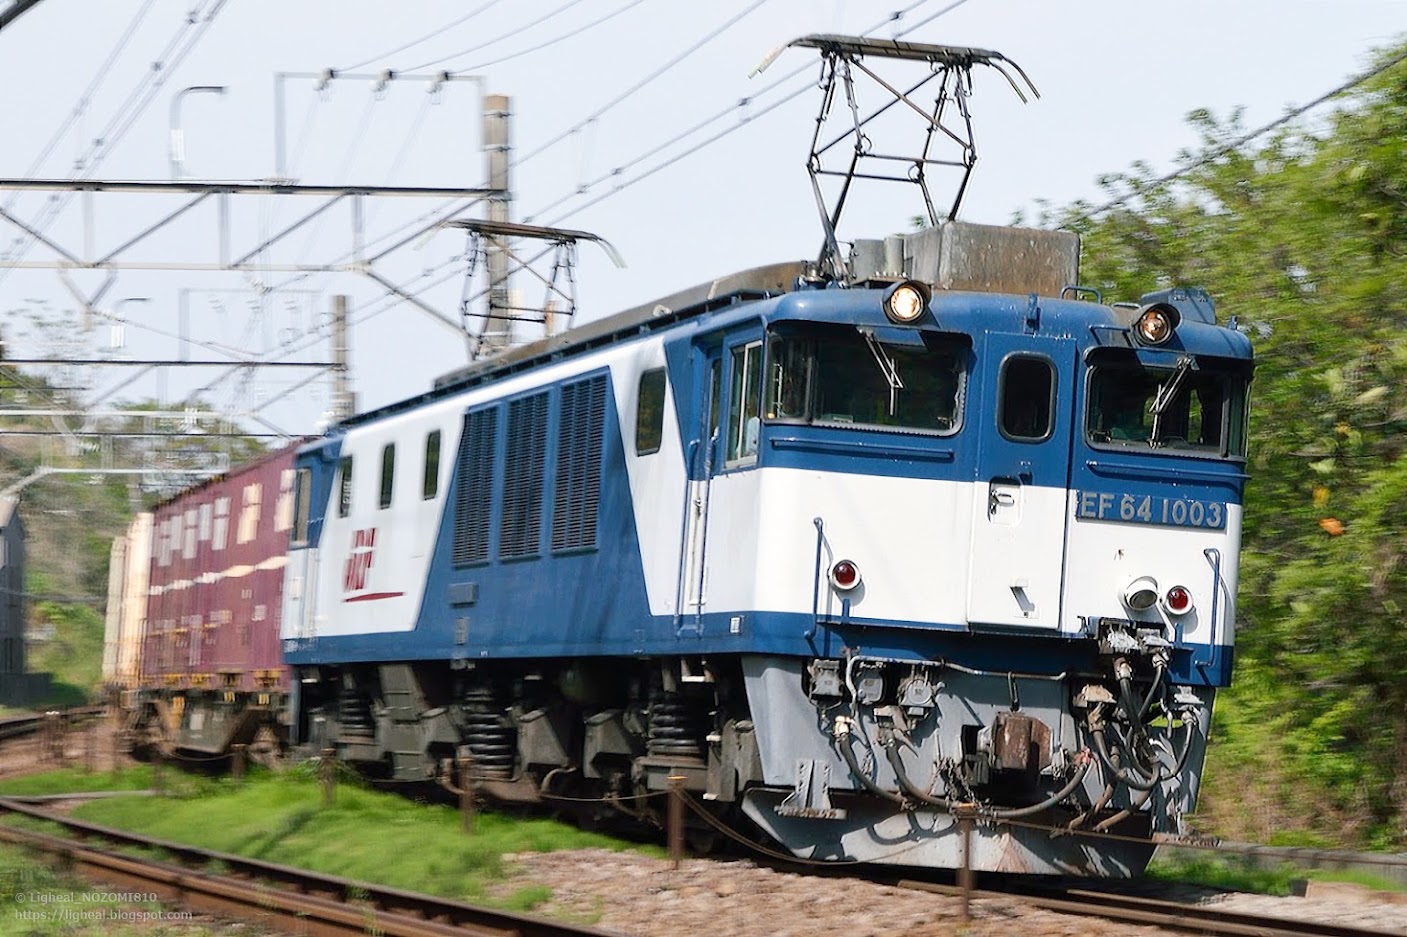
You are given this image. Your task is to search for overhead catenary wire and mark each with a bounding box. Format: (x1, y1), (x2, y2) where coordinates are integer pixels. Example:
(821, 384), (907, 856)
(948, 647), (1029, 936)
(448, 0), (651, 76)
(399, 0), (592, 73)
(541, 81), (813, 225)
(283, 86), (329, 183)
(322, 0), (956, 364)
(0, 0), (158, 217)
(270, 0), (729, 292)
(530, 0), (966, 224)
(1075, 45), (1407, 221)
(269, 0), (866, 326)
(0, 0), (230, 286)
(276, 0), (1406, 404)
(336, 0), (505, 73)
(0, 0), (48, 33)
(514, 0), (774, 169)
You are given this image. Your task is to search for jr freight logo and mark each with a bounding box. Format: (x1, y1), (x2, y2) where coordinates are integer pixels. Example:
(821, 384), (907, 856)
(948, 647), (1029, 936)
(343, 528), (404, 602)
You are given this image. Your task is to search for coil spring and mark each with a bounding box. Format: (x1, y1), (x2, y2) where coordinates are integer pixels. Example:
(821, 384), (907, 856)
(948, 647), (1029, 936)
(647, 695), (706, 758)
(336, 688), (374, 741)
(462, 687), (515, 779)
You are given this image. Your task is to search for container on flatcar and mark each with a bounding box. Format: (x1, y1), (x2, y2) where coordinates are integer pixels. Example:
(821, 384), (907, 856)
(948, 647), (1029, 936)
(129, 445), (298, 755)
(102, 512), (152, 699)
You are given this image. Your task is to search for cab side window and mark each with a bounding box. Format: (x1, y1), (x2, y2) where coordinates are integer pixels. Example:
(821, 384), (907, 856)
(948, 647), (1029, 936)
(292, 468), (312, 545)
(337, 456), (353, 518)
(635, 368), (666, 456)
(379, 443), (396, 509)
(423, 430), (441, 499)
(999, 355), (1055, 442)
(726, 341), (762, 465)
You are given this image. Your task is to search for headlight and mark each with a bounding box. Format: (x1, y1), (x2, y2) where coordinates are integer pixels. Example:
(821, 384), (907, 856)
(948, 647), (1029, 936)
(1132, 302), (1180, 346)
(883, 280), (930, 324)
(1122, 576), (1159, 611)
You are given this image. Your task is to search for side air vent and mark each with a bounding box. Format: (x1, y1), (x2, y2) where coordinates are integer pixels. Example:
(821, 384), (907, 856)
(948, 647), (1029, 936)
(500, 392), (548, 558)
(452, 407), (497, 566)
(553, 374), (607, 552)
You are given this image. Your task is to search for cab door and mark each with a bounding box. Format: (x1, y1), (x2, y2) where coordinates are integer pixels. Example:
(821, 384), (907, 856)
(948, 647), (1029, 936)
(677, 336), (763, 632)
(678, 350), (722, 625)
(966, 335), (1075, 629)
(281, 463), (322, 646)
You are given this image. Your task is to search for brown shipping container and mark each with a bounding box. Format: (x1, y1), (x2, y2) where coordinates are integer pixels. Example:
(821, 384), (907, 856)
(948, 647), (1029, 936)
(139, 445), (298, 695)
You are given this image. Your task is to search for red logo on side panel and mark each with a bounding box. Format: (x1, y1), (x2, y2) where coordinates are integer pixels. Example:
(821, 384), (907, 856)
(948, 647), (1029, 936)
(342, 528), (404, 602)
(343, 528), (376, 592)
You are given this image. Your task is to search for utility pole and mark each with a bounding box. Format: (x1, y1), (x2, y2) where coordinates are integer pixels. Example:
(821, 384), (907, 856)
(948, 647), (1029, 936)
(481, 94), (512, 355)
(330, 294), (354, 422)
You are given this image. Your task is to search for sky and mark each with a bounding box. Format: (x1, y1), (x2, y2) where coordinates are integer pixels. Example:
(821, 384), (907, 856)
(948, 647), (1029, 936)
(0, 0), (1402, 439)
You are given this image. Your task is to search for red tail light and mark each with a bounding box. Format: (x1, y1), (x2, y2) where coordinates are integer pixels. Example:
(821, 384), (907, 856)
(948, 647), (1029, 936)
(830, 559), (861, 592)
(1163, 585), (1193, 615)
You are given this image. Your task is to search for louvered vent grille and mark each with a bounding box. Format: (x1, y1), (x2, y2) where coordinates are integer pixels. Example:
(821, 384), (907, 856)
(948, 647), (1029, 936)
(452, 407), (497, 566)
(553, 374), (607, 552)
(500, 392), (548, 558)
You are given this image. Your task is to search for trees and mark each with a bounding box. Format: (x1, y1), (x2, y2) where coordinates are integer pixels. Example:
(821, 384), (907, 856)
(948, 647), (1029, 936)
(1054, 43), (1407, 845)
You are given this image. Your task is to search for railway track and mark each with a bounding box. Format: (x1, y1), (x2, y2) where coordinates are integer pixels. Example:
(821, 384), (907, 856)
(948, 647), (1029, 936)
(4, 791), (1402, 937)
(0, 797), (620, 937)
(0, 704), (105, 741)
(899, 876), (1406, 937)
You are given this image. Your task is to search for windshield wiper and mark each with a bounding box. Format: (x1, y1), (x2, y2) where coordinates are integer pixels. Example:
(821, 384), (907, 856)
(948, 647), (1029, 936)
(859, 327), (903, 417)
(1149, 355), (1195, 444)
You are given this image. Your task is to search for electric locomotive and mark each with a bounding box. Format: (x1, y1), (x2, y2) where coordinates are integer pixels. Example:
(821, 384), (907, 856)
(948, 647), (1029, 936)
(276, 210), (1249, 876)
(273, 35), (1252, 877)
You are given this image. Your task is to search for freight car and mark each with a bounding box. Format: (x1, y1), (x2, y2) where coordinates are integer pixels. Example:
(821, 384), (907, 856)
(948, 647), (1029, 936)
(102, 511), (151, 698)
(113, 446), (298, 760)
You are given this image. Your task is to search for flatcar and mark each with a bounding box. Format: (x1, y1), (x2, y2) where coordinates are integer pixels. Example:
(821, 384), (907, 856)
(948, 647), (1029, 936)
(119, 446), (298, 759)
(276, 216), (1250, 876)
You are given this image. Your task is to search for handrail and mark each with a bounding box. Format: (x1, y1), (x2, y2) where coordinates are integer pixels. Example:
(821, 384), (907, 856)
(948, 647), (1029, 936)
(1196, 547), (1223, 670)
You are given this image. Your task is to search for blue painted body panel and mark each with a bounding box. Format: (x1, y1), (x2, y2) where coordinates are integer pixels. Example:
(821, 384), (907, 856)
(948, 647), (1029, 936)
(285, 278), (1249, 690)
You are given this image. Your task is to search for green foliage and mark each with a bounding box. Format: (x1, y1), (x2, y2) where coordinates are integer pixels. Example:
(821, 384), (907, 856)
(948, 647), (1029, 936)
(25, 598), (106, 702)
(1055, 38), (1407, 846)
(1147, 853), (1407, 896)
(0, 364), (270, 709)
(0, 766), (156, 797)
(0, 841), (199, 936)
(65, 769), (652, 907)
(1145, 854), (1305, 896)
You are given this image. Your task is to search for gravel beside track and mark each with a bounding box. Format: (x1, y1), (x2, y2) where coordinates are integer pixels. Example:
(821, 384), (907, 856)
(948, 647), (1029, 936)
(490, 849), (1407, 937)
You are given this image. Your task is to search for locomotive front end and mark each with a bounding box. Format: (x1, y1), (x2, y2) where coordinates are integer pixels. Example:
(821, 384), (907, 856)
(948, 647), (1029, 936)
(729, 227), (1251, 876)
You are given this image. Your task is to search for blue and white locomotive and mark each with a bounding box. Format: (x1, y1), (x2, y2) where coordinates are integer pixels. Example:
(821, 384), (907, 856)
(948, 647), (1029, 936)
(278, 35), (1251, 876)
(278, 214), (1249, 876)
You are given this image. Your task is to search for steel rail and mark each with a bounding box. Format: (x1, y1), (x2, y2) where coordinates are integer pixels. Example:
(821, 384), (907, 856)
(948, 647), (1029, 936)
(898, 877), (1405, 937)
(0, 798), (621, 937)
(0, 705), (106, 741)
(0, 823), (501, 937)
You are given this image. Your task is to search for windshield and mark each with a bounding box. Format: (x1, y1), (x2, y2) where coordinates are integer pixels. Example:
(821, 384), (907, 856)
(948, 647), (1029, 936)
(765, 324), (966, 434)
(1086, 352), (1249, 457)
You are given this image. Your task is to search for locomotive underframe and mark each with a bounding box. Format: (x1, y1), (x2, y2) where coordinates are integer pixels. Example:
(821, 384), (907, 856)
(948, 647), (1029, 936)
(285, 628), (1207, 875)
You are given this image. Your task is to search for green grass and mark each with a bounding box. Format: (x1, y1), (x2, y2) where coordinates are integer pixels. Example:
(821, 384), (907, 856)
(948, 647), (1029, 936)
(0, 841), (209, 935)
(0, 766), (160, 798)
(1146, 855), (1307, 896)
(52, 762), (653, 910)
(1147, 853), (1407, 897)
